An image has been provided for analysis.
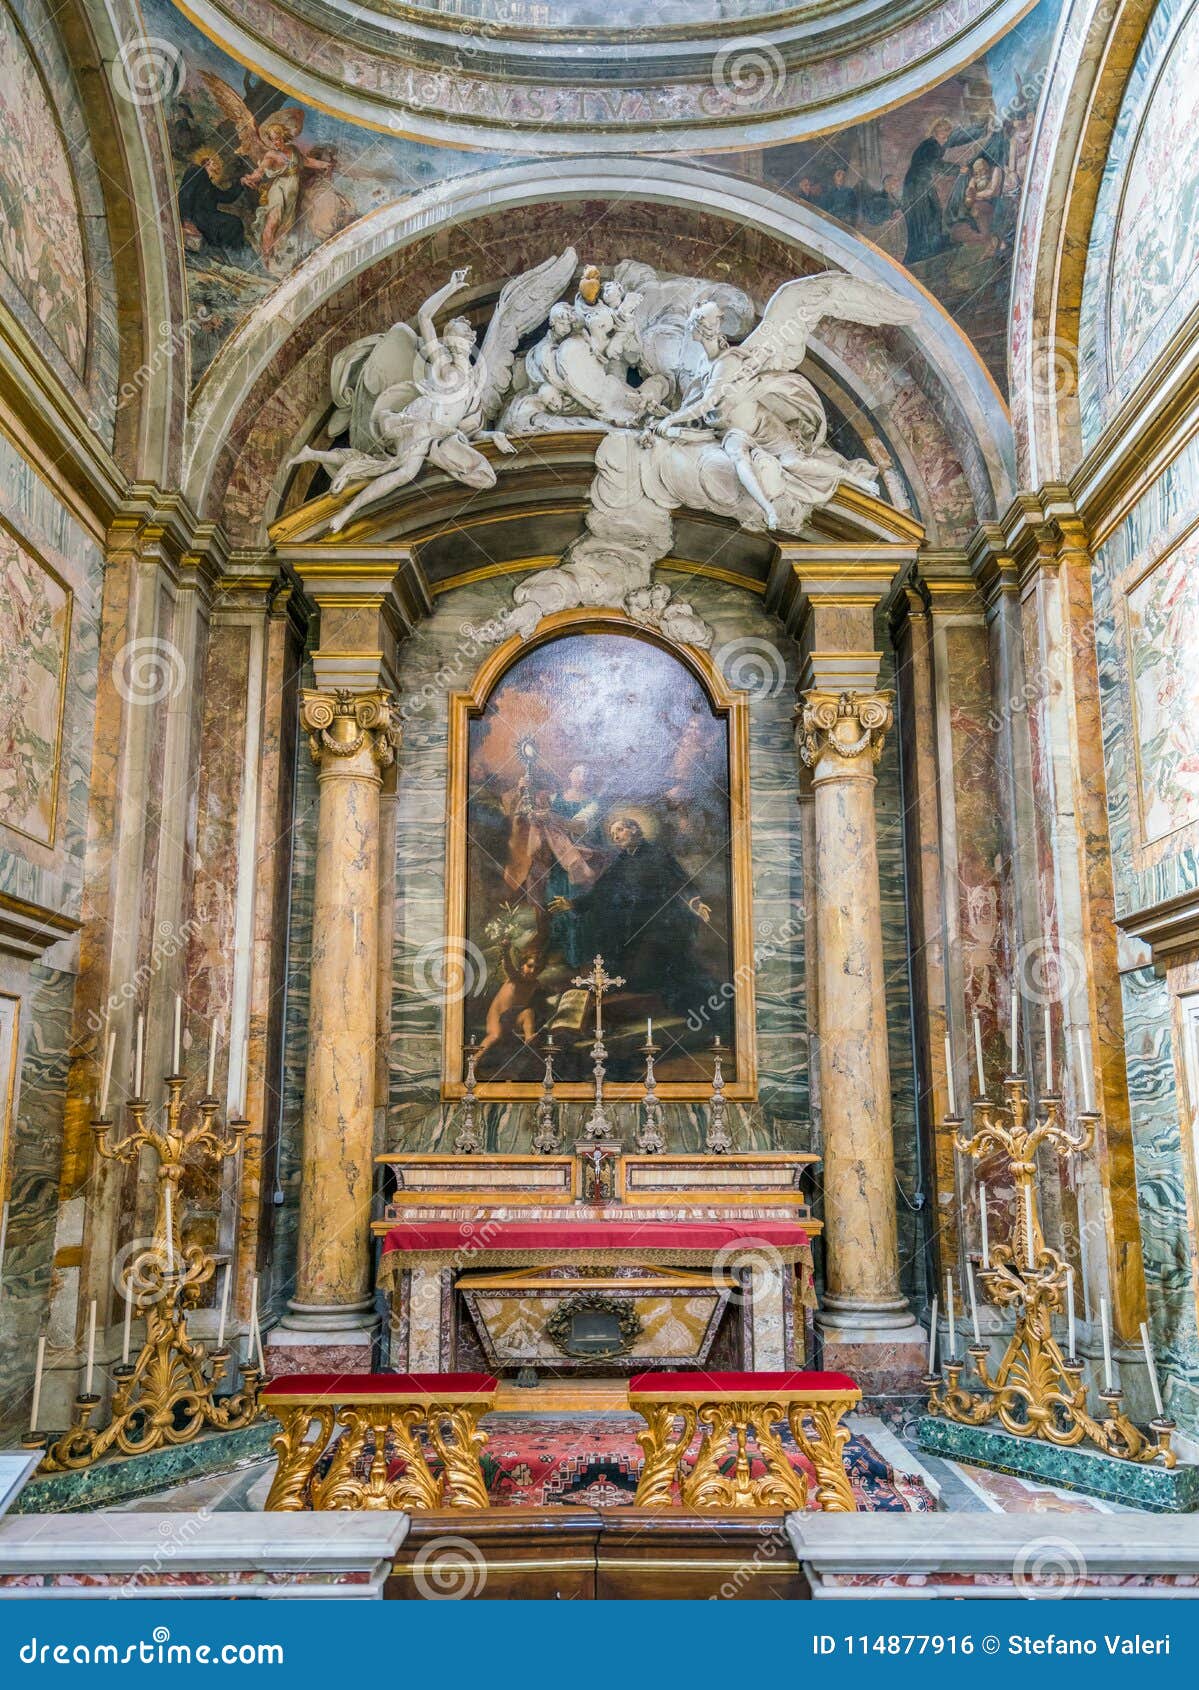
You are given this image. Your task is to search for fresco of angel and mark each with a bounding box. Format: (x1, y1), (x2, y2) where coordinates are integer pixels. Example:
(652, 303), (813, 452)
(196, 72), (353, 273)
(293, 250), (578, 532)
(650, 272), (918, 529)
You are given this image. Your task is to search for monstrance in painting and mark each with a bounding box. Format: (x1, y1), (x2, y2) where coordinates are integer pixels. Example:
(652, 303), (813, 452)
(445, 622), (755, 1097)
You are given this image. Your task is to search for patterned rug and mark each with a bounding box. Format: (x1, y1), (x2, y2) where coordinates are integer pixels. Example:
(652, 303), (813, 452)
(429, 1412), (936, 1510)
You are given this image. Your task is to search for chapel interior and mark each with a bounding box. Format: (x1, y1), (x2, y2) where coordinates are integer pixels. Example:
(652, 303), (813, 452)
(2, 0), (1199, 1601)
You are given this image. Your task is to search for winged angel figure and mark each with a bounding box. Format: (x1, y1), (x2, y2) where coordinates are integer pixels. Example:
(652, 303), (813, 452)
(291, 250), (577, 533)
(650, 272), (919, 531)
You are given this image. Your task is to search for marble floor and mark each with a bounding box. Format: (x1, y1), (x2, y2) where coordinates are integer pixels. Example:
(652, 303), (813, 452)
(102, 1412), (1141, 1518)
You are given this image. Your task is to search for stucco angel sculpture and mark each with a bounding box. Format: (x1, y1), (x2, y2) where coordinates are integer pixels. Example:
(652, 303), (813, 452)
(292, 249), (578, 532)
(651, 273), (918, 530)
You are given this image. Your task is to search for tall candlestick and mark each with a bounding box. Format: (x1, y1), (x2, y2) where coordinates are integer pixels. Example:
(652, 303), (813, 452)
(1066, 1265), (1076, 1357)
(927, 1296), (938, 1374)
(133, 1013), (144, 1098)
(216, 1264), (231, 1349)
(172, 995), (182, 1074)
(206, 1018), (220, 1098)
(1140, 1322), (1164, 1418)
(945, 1270), (956, 1360)
(83, 1298), (97, 1396)
(1009, 986), (1018, 1073)
(29, 1333), (45, 1431)
(973, 1013), (986, 1095)
(164, 1184), (174, 1275)
(1100, 1296), (1114, 1390)
(979, 1183), (990, 1268)
(966, 1259), (982, 1345)
(1043, 1003), (1054, 1093)
(1024, 1181), (1036, 1268)
(247, 1274), (259, 1364)
(1077, 1027), (1095, 1112)
(99, 1028), (116, 1119)
(944, 1030), (957, 1116)
(121, 1286), (133, 1366)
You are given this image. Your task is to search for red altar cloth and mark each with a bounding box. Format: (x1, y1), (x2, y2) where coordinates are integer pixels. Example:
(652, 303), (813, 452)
(378, 1218), (811, 1282)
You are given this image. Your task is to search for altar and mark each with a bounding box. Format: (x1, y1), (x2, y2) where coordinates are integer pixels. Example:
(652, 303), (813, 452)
(372, 1151), (819, 1381)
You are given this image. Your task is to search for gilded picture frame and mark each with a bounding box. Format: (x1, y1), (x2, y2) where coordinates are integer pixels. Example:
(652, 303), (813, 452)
(442, 608), (757, 1101)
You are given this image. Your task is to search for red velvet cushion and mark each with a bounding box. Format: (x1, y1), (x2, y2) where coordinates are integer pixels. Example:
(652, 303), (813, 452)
(629, 1370), (859, 1394)
(264, 1371), (496, 1396)
(382, 1221), (808, 1253)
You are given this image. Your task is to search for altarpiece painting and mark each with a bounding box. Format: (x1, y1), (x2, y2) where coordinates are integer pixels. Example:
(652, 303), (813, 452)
(444, 621), (755, 1098)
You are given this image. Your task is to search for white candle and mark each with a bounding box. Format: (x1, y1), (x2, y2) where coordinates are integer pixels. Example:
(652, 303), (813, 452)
(164, 1184), (174, 1275)
(979, 1183), (991, 1268)
(83, 1298), (97, 1396)
(973, 1013), (986, 1095)
(647, 1018), (652, 1044)
(1024, 1182), (1036, 1268)
(1100, 1296), (1114, 1390)
(29, 1333), (46, 1431)
(239, 1034), (249, 1119)
(927, 1296), (938, 1374)
(172, 995), (182, 1074)
(255, 1313), (266, 1375)
(247, 1275), (259, 1364)
(1044, 1003), (1054, 1092)
(1077, 1027), (1094, 1112)
(1066, 1266), (1077, 1357)
(99, 1028), (116, 1118)
(945, 1270), (956, 1360)
(1009, 987), (1019, 1073)
(133, 1013), (144, 1097)
(1140, 1322), (1164, 1418)
(216, 1264), (231, 1349)
(121, 1287), (133, 1366)
(206, 1018), (220, 1098)
(966, 1259), (982, 1345)
(944, 1031), (957, 1116)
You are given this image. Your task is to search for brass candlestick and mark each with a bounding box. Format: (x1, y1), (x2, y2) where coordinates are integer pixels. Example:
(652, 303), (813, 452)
(927, 1071), (1175, 1467)
(37, 1071), (262, 1472)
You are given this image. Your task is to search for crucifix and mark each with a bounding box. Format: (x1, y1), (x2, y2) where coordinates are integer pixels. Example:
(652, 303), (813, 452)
(574, 953), (624, 1141)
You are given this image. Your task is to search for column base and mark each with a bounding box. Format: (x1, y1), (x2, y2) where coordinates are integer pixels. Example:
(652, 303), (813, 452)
(819, 1319), (929, 1398)
(271, 1298), (378, 1376)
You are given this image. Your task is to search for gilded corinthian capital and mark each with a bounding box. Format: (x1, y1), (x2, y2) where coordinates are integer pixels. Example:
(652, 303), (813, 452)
(798, 689), (893, 768)
(300, 688), (400, 770)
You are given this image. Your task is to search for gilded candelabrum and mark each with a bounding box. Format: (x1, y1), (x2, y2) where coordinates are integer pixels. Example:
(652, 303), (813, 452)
(31, 1073), (261, 1471)
(927, 1073), (1175, 1467)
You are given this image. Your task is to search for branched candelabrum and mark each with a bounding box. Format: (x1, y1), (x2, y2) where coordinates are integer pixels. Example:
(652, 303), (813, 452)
(636, 1034), (665, 1154)
(532, 1034), (561, 1154)
(454, 1038), (483, 1154)
(33, 1072), (261, 1471)
(927, 1073), (1175, 1467)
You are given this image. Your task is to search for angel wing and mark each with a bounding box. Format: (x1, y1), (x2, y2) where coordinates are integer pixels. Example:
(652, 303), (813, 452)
(198, 71), (264, 163)
(476, 248), (578, 423)
(329, 323), (421, 450)
(741, 273), (919, 372)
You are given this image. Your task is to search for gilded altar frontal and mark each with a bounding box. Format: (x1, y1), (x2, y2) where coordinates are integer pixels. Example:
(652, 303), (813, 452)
(8, 0), (1199, 1611)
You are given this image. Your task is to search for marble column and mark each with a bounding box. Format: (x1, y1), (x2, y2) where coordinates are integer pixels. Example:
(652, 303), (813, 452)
(283, 688), (399, 1342)
(798, 690), (915, 1336)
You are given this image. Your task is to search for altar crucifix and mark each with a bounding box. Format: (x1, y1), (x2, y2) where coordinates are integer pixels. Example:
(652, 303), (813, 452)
(574, 954), (624, 1142)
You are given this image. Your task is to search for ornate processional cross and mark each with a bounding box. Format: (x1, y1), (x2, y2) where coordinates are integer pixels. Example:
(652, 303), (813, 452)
(572, 954), (625, 1043)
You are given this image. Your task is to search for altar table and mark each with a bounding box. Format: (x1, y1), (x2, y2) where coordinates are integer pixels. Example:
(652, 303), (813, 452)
(373, 1154), (818, 1378)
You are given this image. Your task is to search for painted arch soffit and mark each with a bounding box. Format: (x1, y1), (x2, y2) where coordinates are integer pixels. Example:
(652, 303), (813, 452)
(184, 160), (1015, 533)
(170, 0), (1037, 152)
